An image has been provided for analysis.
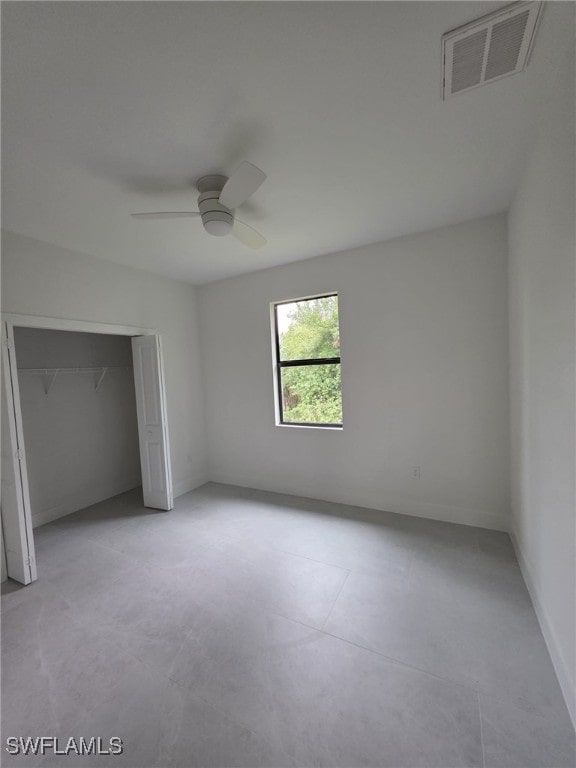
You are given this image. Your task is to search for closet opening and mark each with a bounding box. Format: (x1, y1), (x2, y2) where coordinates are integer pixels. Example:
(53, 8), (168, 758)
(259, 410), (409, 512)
(1, 315), (173, 586)
(16, 327), (142, 528)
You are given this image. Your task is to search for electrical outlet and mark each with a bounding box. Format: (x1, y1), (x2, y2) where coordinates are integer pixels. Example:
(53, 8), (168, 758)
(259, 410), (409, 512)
(412, 466), (421, 480)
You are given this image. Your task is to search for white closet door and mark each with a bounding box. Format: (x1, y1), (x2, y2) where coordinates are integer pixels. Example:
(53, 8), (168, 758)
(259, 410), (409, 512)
(132, 335), (173, 510)
(1, 323), (36, 584)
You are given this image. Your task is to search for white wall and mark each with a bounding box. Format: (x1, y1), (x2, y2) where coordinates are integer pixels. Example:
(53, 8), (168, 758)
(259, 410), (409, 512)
(14, 328), (141, 527)
(199, 214), (510, 530)
(1, 231), (207, 499)
(508, 43), (576, 725)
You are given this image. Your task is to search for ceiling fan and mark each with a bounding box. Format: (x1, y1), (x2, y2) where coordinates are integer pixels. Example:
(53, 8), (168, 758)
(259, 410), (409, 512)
(131, 161), (267, 249)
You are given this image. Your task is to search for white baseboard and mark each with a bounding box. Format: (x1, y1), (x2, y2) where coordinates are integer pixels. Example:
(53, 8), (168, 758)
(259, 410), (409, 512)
(510, 527), (576, 729)
(207, 472), (508, 531)
(173, 474), (208, 499)
(32, 477), (142, 528)
(31, 474), (207, 527)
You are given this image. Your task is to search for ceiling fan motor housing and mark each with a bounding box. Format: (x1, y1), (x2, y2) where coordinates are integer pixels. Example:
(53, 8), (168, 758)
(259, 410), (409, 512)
(197, 175), (233, 236)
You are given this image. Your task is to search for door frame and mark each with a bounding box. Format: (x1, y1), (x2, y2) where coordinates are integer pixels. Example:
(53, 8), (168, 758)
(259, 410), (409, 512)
(1, 312), (172, 584)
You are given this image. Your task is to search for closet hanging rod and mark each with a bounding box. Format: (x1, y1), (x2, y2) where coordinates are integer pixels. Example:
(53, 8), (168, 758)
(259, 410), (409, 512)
(17, 366), (133, 394)
(18, 366), (133, 374)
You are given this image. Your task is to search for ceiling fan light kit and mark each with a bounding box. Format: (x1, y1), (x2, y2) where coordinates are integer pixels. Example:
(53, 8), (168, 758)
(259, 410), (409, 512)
(131, 161), (267, 249)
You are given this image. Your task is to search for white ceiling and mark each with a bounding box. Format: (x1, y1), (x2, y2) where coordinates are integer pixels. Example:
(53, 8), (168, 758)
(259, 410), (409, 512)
(2, 2), (573, 284)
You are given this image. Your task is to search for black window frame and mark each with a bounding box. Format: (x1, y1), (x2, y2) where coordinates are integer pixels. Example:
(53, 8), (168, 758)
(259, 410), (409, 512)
(273, 293), (342, 428)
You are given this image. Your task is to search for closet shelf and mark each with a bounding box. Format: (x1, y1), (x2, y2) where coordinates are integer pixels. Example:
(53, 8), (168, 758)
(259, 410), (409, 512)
(18, 366), (133, 394)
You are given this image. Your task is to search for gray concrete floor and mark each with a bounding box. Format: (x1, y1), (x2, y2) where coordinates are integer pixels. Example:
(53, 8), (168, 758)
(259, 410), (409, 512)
(2, 484), (574, 767)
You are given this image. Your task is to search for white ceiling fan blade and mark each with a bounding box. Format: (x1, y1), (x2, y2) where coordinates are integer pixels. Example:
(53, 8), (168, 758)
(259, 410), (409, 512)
(231, 219), (267, 250)
(219, 161), (266, 209)
(131, 212), (200, 220)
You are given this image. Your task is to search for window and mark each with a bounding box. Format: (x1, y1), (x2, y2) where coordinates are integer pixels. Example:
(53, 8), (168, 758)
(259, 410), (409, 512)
(273, 294), (342, 427)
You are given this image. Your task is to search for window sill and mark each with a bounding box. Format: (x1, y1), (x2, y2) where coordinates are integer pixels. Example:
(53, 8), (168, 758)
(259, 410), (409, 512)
(276, 423), (343, 431)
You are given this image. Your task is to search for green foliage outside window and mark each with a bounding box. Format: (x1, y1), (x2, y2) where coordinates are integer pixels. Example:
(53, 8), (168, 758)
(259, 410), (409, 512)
(278, 296), (342, 424)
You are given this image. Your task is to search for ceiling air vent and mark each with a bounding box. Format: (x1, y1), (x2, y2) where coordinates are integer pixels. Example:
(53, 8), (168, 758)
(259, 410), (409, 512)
(442, 1), (543, 100)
